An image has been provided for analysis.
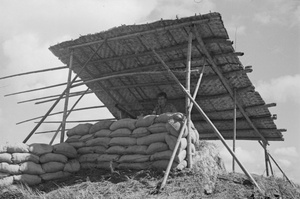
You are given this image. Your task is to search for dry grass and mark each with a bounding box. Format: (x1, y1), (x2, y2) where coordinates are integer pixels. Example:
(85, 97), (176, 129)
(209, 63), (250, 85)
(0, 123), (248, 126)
(1, 168), (299, 199)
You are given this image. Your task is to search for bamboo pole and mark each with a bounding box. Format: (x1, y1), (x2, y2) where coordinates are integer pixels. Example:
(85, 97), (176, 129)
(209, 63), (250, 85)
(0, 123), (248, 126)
(23, 42), (105, 143)
(40, 119), (115, 124)
(0, 66), (68, 80)
(264, 143), (270, 176)
(186, 31), (193, 168)
(151, 48), (263, 193)
(60, 50), (74, 143)
(49, 88), (90, 145)
(232, 88), (237, 172)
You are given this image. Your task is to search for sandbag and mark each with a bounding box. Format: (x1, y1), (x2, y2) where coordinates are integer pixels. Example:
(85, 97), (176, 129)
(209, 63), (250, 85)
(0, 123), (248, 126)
(125, 145), (147, 155)
(0, 176), (14, 187)
(118, 154), (150, 163)
(39, 153), (67, 164)
(68, 142), (85, 148)
(0, 162), (20, 175)
(67, 123), (93, 136)
(85, 137), (111, 148)
(53, 143), (77, 158)
(78, 154), (100, 163)
(151, 160), (181, 170)
(29, 143), (53, 156)
(146, 142), (169, 155)
(150, 150), (186, 163)
(64, 159), (80, 173)
(118, 162), (151, 170)
(65, 135), (81, 143)
(106, 146), (126, 154)
(77, 146), (96, 154)
(0, 172), (9, 179)
(40, 171), (71, 181)
(42, 162), (65, 173)
(154, 112), (184, 123)
(110, 128), (131, 137)
(176, 160), (188, 171)
(166, 119), (186, 137)
(19, 161), (44, 175)
(13, 174), (42, 186)
(137, 133), (167, 146)
(94, 129), (111, 138)
(165, 134), (187, 151)
(135, 115), (156, 127)
(80, 162), (97, 169)
(92, 146), (107, 154)
(147, 123), (167, 134)
(131, 127), (150, 138)
(79, 134), (94, 142)
(0, 153), (12, 164)
(6, 143), (29, 153)
(89, 120), (115, 134)
(110, 118), (136, 131)
(96, 161), (118, 170)
(12, 153), (39, 164)
(97, 154), (120, 162)
(109, 137), (136, 146)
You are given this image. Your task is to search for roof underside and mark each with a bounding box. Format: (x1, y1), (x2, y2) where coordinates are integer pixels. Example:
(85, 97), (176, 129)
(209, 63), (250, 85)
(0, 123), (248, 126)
(49, 12), (285, 141)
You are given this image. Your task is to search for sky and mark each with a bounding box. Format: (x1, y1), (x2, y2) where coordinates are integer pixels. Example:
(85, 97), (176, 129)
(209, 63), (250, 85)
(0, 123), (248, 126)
(0, 0), (299, 184)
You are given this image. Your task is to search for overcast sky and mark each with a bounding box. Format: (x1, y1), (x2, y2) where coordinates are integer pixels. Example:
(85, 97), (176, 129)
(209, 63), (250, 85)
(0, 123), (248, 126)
(0, 0), (299, 184)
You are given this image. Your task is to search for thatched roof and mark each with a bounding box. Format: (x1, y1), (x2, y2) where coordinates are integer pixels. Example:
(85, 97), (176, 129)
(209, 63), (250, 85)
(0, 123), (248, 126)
(49, 12), (285, 141)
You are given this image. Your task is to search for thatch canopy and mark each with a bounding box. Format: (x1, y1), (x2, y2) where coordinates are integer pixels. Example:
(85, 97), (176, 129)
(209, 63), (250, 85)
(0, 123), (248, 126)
(49, 12), (285, 141)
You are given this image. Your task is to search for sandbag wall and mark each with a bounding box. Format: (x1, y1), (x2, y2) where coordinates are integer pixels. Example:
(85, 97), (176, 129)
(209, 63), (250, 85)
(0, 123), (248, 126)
(65, 113), (199, 171)
(0, 142), (80, 187)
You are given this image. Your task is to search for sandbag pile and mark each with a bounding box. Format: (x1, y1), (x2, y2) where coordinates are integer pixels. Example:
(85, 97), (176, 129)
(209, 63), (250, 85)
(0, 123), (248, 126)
(0, 142), (80, 187)
(65, 113), (199, 171)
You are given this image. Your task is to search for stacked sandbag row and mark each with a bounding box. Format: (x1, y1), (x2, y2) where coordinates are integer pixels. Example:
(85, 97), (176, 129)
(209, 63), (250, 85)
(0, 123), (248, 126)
(65, 113), (199, 171)
(0, 142), (80, 187)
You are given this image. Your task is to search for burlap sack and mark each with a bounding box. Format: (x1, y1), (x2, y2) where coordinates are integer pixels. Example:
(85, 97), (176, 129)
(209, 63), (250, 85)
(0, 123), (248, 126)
(154, 112), (184, 123)
(94, 129), (111, 138)
(78, 154), (100, 163)
(13, 174), (42, 186)
(0, 172), (9, 179)
(109, 137), (137, 146)
(67, 123), (93, 136)
(166, 119), (186, 137)
(40, 171), (71, 181)
(110, 128), (131, 137)
(79, 134), (94, 142)
(97, 154), (120, 162)
(93, 146), (107, 154)
(0, 176), (14, 187)
(165, 134), (187, 151)
(118, 162), (151, 170)
(96, 161), (118, 170)
(68, 142), (85, 149)
(106, 146), (126, 155)
(85, 137), (111, 148)
(53, 143), (77, 158)
(39, 153), (68, 164)
(77, 146), (96, 154)
(42, 162), (65, 173)
(12, 153), (40, 164)
(80, 162), (97, 169)
(89, 120), (115, 134)
(137, 133), (167, 146)
(147, 123), (167, 134)
(131, 127), (150, 138)
(65, 135), (81, 143)
(135, 115), (156, 127)
(125, 145), (147, 155)
(6, 143), (29, 153)
(118, 154), (150, 163)
(146, 142), (169, 155)
(0, 162), (20, 175)
(19, 161), (45, 175)
(0, 153), (12, 164)
(109, 118), (136, 131)
(64, 159), (80, 173)
(29, 143), (53, 156)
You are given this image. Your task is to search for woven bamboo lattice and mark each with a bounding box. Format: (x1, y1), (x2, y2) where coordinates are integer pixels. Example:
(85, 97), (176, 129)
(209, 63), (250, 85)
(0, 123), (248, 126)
(49, 12), (285, 141)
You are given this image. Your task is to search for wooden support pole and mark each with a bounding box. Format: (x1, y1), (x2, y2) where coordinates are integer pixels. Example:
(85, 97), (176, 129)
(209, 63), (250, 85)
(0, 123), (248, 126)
(49, 88), (89, 145)
(0, 66), (68, 80)
(264, 143), (270, 176)
(186, 30), (193, 168)
(232, 88), (237, 173)
(151, 48), (263, 193)
(60, 50), (74, 143)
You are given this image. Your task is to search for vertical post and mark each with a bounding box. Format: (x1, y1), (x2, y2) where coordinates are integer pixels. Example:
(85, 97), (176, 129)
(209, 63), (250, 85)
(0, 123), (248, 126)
(186, 30), (193, 168)
(264, 143), (270, 176)
(60, 50), (74, 143)
(232, 88), (237, 172)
